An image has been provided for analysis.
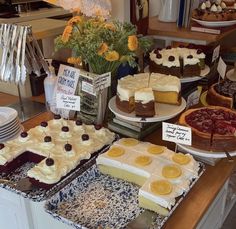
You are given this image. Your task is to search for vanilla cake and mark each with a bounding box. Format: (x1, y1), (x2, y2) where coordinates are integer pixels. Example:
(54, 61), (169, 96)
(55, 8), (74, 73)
(97, 138), (200, 216)
(0, 116), (115, 188)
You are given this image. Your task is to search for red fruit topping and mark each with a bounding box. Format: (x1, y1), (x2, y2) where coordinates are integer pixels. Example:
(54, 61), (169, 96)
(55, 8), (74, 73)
(94, 124), (102, 130)
(54, 114), (61, 120)
(166, 46), (172, 49)
(187, 55), (193, 59)
(44, 136), (52, 142)
(0, 143), (5, 150)
(20, 132), (28, 138)
(61, 126), (69, 132)
(75, 120), (82, 126)
(156, 53), (162, 59)
(40, 121), (48, 127)
(197, 49), (203, 54)
(82, 134), (89, 141)
(64, 143), (72, 151)
(168, 56), (175, 61)
(46, 158), (54, 166)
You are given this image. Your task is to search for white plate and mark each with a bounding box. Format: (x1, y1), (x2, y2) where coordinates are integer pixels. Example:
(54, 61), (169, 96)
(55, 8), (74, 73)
(226, 68), (236, 81)
(0, 107), (18, 127)
(144, 65), (210, 83)
(109, 96), (186, 123)
(0, 122), (22, 137)
(0, 118), (19, 131)
(0, 125), (24, 142)
(192, 18), (236, 28)
(177, 143), (236, 159)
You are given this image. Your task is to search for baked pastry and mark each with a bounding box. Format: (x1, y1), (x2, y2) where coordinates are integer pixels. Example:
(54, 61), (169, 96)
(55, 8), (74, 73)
(0, 116), (115, 189)
(179, 106), (236, 152)
(96, 138), (200, 216)
(206, 80), (236, 108)
(183, 55), (201, 77)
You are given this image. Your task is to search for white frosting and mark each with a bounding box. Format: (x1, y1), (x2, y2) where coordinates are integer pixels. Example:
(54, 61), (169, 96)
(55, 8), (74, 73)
(162, 55), (180, 67)
(59, 131), (72, 139)
(183, 57), (200, 66)
(201, 2), (207, 10)
(217, 5), (222, 12)
(205, 0), (211, 8)
(117, 83), (135, 101)
(221, 2), (227, 8)
(189, 49), (206, 59)
(210, 4), (218, 12)
(215, 0), (222, 5)
(149, 51), (163, 65)
(135, 88), (154, 104)
(149, 73), (181, 93)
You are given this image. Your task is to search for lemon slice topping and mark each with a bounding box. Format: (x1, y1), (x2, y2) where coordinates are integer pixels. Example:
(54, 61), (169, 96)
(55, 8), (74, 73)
(150, 180), (173, 195)
(135, 156), (152, 166)
(120, 138), (139, 147)
(172, 153), (191, 165)
(162, 164), (182, 178)
(147, 145), (165, 155)
(107, 147), (125, 157)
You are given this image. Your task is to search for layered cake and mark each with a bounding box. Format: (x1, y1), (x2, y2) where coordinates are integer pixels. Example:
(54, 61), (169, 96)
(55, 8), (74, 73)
(206, 80), (236, 109)
(192, 1), (236, 21)
(116, 73), (181, 116)
(97, 138), (200, 216)
(149, 46), (205, 78)
(0, 115), (115, 188)
(179, 106), (236, 152)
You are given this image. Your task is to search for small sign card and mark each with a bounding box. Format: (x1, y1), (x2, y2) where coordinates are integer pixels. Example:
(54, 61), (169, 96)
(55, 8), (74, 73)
(81, 81), (96, 96)
(56, 94), (80, 111)
(162, 122), (192, 146)
(212, 45), (220, 63)
(186, 86), (202, 109)
(94, 72), (111, 92)
(217, 57), (227, 80)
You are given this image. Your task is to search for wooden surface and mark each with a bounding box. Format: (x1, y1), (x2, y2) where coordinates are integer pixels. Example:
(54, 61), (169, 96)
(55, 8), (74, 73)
(148, 17), (236, 44)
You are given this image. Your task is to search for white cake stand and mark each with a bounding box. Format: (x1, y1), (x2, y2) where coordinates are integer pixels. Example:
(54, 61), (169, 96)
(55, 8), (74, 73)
(108, 96), (186, 123)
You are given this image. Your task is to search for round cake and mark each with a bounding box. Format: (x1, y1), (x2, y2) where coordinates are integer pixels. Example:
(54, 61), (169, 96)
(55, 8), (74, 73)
(206, 80), (236, 109)
(179, 106), (236, 152)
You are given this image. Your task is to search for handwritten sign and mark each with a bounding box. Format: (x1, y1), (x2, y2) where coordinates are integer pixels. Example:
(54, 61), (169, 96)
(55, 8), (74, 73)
(217, 57), (227, 80)
(50, 65), (80, 118)
(212, 45), (220, 63)
(82, 81), (96, 95)
(186, 86), (202, 109)
(94, 72), (111, 92)
(162, 122), (192, 146)
(56, 94), (80, 111)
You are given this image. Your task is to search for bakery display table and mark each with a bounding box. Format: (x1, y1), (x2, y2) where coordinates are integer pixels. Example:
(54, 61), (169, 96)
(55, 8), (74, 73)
(0, 111), (235, 229)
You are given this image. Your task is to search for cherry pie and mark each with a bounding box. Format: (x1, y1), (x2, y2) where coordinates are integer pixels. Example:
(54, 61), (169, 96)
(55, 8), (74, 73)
(179, 106), (236, 152)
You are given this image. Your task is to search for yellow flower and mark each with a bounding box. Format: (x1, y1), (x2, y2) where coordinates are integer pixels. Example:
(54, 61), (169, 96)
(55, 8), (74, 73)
(67, 57), (81, 65)
(104, 22), (116, 31)
(67, 16), (82, 26)
(128, 35), (138, 51)
(98, 43), (109, 56)
(105, 51), (119, 62)
(61, 25), (73, 43)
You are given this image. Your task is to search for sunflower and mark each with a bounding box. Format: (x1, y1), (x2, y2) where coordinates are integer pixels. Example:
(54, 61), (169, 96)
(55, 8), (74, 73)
(98, 43), (109, 56)
(128, 35), (138, 51)
(105, 51), (119, 62)
(104, 22), (116, 31)
(67, 57), (81, 65)
(61, 25), (73, 43)
(67, 16), (83, 25)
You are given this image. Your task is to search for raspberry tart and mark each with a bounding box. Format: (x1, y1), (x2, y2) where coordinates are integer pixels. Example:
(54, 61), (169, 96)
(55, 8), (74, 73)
(179, 106), (236, 152)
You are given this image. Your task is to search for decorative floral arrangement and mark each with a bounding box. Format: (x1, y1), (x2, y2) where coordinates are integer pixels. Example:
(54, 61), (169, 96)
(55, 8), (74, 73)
(55, 15), (152, 75)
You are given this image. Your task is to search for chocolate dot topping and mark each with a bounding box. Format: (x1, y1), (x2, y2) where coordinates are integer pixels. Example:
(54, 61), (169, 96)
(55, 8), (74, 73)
(156, 53), (162, 59)
(46, 158), (54, 166)
(20, 132), (28, 138)
(44, 136), (52, 142)
(64, 143), (72, 151)
(75, 120), (83, 126)
(54, 114), (61, 120)
(94, 124), (102, 130)
(82, 134), (89, 141)
(0, 143), (5, 150)
(168, 56), (175, 61)
(187, 55), (193, 59)
(40, 121), (48, 127)
(61, 126), (69, 132)
(197, 49), (203, 54)
(166, 46), (172, 49)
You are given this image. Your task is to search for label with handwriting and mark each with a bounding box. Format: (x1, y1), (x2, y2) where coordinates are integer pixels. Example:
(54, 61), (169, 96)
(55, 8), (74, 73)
(82, 81), (96, 95)
(212, 45), (220, 63)
(56, 94), (80, 111)
(94, 72), (111, 92)
(217, 57), (227, 79)
(162, 122), (192, 145)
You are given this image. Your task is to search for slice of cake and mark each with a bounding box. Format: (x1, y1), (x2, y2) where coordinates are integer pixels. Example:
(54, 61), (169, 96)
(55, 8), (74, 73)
(134, 88), (155, 117)
(149, 73), (181, 105)
(183, 55), (201, 77)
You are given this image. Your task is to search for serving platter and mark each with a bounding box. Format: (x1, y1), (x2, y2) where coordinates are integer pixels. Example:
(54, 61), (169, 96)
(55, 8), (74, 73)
(144, 65), (210, 83)
(109, 96), (186, 123)
(192, 18), (236, 27)
(0, 107), (18, 127)
(177, 143), (236, 159)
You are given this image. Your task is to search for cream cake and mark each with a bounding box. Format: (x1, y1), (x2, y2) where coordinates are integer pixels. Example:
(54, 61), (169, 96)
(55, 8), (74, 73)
(0, 116), (115, 188)
(97, 138), (200, 216)
(116, 73), (181, 116)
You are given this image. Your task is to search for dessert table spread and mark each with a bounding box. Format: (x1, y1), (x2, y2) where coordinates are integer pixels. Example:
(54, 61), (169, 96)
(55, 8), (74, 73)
(0, 111), (235, 229)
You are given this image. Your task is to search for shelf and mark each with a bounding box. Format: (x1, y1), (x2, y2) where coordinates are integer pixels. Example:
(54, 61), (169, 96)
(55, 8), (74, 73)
(148, 17), (236, 45)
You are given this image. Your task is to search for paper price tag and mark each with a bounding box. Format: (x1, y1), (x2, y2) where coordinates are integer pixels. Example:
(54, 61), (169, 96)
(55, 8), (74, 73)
(217, 57), (227, 79)
(56, 94), (80, 111)
(186, 86), (202, 109)
(162, 122), (192, 146)
(94, 72), (111, 92)
(81, 81), (96, 95)
(212, 45), (220, 63)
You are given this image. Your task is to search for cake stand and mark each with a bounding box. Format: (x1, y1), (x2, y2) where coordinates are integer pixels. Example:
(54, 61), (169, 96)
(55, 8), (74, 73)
(108, 96), (186, 122)
(192, 18), (236, 28)
(144, 65), (210, 83)
(177, 143), (236, 159)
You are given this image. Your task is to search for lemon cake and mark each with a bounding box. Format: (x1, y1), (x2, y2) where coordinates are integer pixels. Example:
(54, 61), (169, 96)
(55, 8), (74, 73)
(96, 138), (200, 216)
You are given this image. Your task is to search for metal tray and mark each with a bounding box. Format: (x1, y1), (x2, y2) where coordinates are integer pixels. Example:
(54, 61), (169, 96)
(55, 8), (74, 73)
(45, 160), (205, 229)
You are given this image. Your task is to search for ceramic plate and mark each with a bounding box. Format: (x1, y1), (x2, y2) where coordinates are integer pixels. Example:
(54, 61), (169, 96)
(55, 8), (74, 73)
(226, 68), (236, 81)
(144, 65), (210, 83)
(109, 96), (186, 123)
(192, 18), (236, 28)
(200, 91), (209, 107)
(0, 125), (23, 142)
(177, 143), (236, 159)
(0, 107), (18, 127)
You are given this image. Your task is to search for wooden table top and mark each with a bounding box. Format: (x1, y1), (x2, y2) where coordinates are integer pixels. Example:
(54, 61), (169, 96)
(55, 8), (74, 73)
(20, 111), (236, 229)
